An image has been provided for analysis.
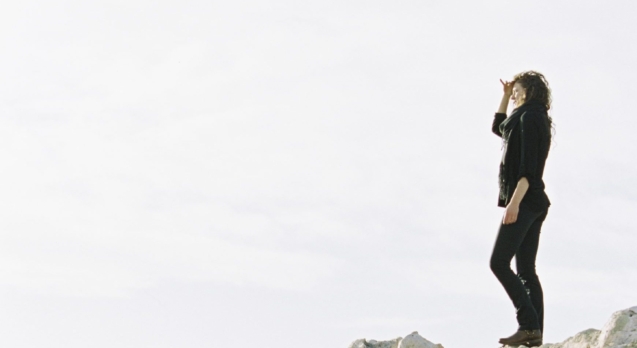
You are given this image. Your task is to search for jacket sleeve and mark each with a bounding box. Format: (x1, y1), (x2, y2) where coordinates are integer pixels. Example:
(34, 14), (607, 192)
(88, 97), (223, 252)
(492, 113), (507, 137)
(517, 112), (539, 182)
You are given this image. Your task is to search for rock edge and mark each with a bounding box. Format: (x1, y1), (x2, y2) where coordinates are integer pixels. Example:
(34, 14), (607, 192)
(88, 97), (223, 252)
(348, 306), (637, 348)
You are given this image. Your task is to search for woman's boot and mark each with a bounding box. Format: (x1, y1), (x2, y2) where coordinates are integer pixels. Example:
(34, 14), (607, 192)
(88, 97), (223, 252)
(498, 329), (542, 347)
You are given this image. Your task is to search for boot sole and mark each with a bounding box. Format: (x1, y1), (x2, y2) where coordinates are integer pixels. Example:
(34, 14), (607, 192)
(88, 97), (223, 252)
(502, 338), (543, 347)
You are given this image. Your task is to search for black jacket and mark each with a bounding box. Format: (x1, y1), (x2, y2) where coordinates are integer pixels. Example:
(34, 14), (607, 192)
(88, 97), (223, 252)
(492, 103), (551, 212)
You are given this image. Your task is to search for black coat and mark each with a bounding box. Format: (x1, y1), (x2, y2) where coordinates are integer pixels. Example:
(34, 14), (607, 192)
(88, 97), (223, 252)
(492, 103), (551, 212)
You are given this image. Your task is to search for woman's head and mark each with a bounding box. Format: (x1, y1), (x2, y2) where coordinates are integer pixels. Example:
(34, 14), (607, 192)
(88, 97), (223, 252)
(511, 70), (555, 142)
(510, 70), (552, 111)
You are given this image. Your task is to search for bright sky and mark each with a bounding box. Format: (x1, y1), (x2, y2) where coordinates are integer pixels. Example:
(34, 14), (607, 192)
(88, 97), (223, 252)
(1, 1), (636, 347)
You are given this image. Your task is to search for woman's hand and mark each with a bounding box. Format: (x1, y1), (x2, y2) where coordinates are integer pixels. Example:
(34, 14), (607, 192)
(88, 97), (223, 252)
(502, 203), (519, 225)
(503, 177), (529, 225)
(500, 79), (514, 97)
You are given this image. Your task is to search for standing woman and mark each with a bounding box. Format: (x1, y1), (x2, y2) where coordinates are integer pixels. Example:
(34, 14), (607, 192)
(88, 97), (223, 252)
(490, 71), (553, 347)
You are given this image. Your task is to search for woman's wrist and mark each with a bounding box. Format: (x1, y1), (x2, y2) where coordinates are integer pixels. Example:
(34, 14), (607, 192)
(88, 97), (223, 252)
(507, 200), (521, 208)
(508, 177), (529, 207)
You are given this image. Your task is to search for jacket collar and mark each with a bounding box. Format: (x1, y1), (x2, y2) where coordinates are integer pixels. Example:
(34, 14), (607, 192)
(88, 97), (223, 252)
(499, 99), (546, 140)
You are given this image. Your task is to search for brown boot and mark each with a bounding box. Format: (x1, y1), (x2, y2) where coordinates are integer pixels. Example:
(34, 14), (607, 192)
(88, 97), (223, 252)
(498, 329), (542, 347)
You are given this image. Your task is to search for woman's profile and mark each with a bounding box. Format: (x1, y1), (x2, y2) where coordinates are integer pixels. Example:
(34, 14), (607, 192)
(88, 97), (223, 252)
(489, 71), (554, 347)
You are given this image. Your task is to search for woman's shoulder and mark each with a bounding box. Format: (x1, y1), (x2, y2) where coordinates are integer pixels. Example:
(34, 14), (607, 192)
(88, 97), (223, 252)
(521, 107), (547, 123)
(520, 107), (551, 136)
(522, 101), (548, 115)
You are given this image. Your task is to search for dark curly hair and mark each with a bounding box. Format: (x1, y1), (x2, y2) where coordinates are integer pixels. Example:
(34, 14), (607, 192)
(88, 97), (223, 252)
(513, 70), (555, 142)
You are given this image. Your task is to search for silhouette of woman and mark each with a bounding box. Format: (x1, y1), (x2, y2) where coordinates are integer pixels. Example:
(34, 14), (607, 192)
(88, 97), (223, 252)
(490, 71), (554, 347)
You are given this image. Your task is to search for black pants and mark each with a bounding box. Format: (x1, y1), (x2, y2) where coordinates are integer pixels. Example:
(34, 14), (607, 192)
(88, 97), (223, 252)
(490, 203), (548, 332)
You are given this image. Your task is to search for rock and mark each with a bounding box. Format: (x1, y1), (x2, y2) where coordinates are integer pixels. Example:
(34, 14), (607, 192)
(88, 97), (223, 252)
(349, 306), (637, 348)
(347, 332), (443, 348)
(596, 306), (637, 348)
(536, 328), (601, 348)
(397, 331), (444, 348)
(347, 336), (402, 348)
(506, 306), (637, 348)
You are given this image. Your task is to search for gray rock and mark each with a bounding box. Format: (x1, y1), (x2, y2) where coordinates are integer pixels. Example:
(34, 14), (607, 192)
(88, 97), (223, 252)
(397, 331), (444, 348)
(505, 306), (637, 348)
(347, 336), (402, 348)
(349, 306), (637, 348)
(347, 332), (442, 348)
(596, 306), (637, 348)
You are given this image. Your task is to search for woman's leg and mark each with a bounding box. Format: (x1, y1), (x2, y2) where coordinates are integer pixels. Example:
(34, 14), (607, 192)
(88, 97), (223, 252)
(490, 205), (543, 330)
(515, 208), (548, 333)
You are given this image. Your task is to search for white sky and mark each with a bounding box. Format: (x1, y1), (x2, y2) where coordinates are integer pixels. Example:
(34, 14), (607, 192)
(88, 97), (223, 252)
(1, 0), (636, 347)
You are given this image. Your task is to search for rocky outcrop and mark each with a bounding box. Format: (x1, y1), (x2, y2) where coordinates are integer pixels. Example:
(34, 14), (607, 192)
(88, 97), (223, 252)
(535, 306), (637, 348)
(347, 336), (401, 348)
(348, 306), (637, 348)
(347, 331), (443, 348)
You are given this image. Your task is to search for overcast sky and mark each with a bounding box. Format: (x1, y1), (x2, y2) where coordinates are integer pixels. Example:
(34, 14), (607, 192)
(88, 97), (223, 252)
(1, 1), (636, 347)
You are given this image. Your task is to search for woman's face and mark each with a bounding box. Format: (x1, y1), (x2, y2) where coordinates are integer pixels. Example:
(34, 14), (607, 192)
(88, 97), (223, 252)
(511, 82), (526, 107)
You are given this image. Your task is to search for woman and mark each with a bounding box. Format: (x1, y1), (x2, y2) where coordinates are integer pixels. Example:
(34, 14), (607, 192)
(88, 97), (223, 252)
(489, 71), (553, 347)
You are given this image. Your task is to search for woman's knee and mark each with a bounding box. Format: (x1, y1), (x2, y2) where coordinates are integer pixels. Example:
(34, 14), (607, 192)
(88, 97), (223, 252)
(490, 255), (508, 275)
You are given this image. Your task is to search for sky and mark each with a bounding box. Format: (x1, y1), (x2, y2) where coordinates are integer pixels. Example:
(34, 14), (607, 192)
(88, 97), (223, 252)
(0, 0), (636, 347)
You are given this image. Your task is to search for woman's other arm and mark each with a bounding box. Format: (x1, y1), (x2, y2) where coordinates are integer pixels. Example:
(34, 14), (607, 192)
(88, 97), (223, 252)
(503, 112), (541, 224)
(502, 177), (529, 224)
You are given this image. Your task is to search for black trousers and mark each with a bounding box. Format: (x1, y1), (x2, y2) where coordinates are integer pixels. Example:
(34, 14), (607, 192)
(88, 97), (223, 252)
(490, 203), (548, 332)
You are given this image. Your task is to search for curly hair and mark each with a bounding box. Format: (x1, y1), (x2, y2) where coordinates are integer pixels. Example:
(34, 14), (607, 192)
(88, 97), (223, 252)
(513, 70), (555, 142)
